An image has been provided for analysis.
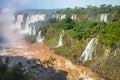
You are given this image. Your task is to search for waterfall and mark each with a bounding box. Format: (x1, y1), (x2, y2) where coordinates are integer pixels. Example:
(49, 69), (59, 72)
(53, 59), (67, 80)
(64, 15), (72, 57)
(71, 14), (77, 20)
(36, 31), (44, 43)
(24, 14), (46, 34)
(28, 25), (36, 35)
(15, 14), (24, 30)
(78, 38), (98, 63)
(100, 14), (104, 21)
(56, 14), (59, 19)
(16, 14), (46, 35)
(55, 14), (66, 20)
(56, 31), (64, 48)
(33, 25), (36, 35)
(104, 14), (107, 23)
(24, 15), (31, 34)
(60, 14), (66, 20)
(100, 14), (107, 22)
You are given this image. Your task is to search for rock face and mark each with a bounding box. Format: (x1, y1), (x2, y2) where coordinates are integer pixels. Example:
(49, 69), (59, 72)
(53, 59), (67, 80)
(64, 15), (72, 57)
(78, 38), (98, 63)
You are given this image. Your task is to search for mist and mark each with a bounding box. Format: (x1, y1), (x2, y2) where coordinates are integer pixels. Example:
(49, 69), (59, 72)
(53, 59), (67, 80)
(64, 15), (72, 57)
(0, 0), (29, 46)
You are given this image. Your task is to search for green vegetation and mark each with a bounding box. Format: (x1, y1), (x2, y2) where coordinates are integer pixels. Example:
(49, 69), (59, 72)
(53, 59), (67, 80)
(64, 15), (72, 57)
(45, 15), (120, 59)
(94, 52), (120, 80)
(59, 4), (120, 22)
(100, 20), (120, 47)
(44, 13), (120, 80)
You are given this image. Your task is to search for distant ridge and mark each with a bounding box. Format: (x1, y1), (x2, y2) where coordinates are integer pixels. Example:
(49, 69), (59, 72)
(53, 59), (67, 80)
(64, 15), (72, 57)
(16, 9), (62, 14)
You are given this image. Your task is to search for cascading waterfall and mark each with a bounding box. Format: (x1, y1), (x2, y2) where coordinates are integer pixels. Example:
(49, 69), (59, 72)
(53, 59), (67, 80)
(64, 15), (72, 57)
(100, 14), (104, 21)
(60, 14), (66, 20)
(28, 25), (36, 35)
(56, 30), (64, 48)
(15, 14), (24, 30)
(55, 14), (66, 20)
(104, 14), (107, 23)
(100, 14), (107, 22)
(25, 14), (46, 35)
(71, 14), (77, 20)
(78, 38), (98, 63)
(36, 31), (44, 43)
(16, 14), (46, 35)
(24, 15), (30, 34)
(33, 25), (36, 35)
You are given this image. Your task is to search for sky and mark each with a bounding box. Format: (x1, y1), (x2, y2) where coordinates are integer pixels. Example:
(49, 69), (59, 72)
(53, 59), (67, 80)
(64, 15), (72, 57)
(0, 0), (120, 9)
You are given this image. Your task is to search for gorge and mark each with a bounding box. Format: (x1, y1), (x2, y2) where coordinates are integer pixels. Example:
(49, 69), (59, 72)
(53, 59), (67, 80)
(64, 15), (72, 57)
(0, 9), (102, 80)
(0, 5), (120, 80)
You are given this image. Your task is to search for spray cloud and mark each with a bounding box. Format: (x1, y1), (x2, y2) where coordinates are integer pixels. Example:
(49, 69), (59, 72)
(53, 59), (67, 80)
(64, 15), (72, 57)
(0, 0), (29, 45)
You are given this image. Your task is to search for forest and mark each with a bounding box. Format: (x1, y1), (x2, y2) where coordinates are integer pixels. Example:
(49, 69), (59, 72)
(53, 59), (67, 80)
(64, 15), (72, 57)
(44, 4), (120, 80)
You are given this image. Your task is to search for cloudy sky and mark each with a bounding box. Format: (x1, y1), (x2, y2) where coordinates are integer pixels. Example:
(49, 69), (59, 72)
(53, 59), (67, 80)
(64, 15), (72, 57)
(0, 0), (120, 9)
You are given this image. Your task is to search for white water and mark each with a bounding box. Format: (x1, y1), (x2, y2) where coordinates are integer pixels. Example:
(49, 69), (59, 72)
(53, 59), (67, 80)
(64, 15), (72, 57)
(79, 38), (98, 63)
(15, 14), (24, 30)
(55, 14), (77, 21)
(71, 14), (77, 20)
(60, 14), (66, 20)
(36, 31), (44, 43)
(104, 14), (107, 23)
(56, 31), (64, 48)
(100, 14), (107, 22)
(33, 25), (36, 35)
(28, 25), (36, 35)
(25, 14), (46, 35)
(56, 14), (66, 20)
(16, 14), (46, 35)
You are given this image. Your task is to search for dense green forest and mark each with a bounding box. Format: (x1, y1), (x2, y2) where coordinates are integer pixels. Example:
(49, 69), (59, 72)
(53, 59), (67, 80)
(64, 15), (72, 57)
(43, 5), (120, 80)
(45, 16), (120, 59)
(58, 4), (120, 22)
(44, 18), (120, 80)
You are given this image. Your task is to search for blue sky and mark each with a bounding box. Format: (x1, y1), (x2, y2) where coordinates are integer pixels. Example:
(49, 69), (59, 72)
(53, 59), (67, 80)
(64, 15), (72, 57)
(0, 0), (120, 9)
